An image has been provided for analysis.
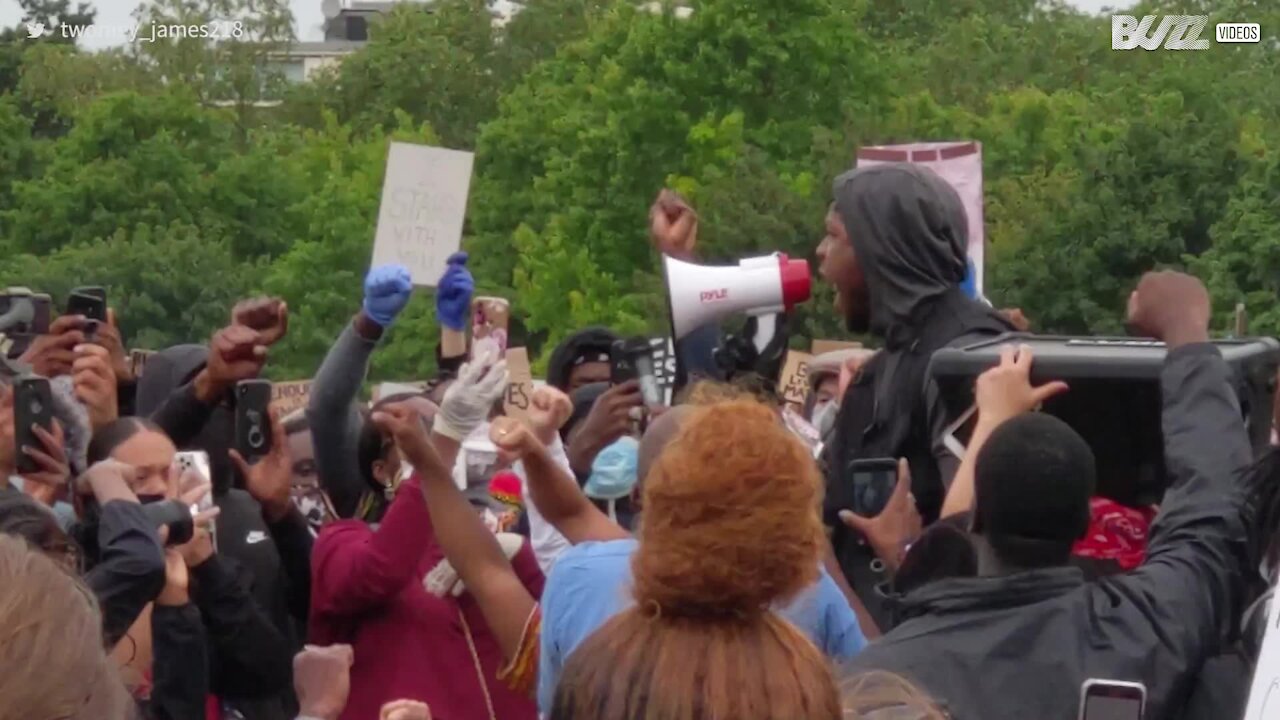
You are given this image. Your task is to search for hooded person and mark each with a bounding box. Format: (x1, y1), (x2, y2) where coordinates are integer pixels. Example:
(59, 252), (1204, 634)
(816, 163), (1014, 630)
(135, 344), (311, 720)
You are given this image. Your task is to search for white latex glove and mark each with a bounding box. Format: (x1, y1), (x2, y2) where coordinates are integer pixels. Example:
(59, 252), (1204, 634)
(434, 351), (509, 442)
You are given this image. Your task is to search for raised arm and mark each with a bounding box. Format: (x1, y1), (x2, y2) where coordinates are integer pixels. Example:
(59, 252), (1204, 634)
(1114, 272), (1252, 660)
(436, 252), (473, 362)
(308, 266), (413, 519)
(939, 345), (1068, 519)
(78, 461), (167, 646)
(232, 408), (313, 624)
(374, 403), (536, 662)
(309, 472), (438, 616)
(510, 387), (630, 546)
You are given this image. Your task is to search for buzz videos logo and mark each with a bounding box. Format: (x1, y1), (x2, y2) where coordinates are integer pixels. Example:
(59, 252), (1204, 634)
(1112, 15), (1262, 50)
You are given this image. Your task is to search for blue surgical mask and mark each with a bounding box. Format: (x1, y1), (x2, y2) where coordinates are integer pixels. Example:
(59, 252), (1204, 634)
(584, 437), (639, 502)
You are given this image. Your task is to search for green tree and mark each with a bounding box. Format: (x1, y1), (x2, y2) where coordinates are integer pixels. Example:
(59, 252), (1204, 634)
(281, 0), (498, 149)
(1191, 117), (1280, 336)
(470, 0), (889, 345)
(1, 88), (318, 260)
(259, 112), (441, 381)
(0, 222), (263, 350)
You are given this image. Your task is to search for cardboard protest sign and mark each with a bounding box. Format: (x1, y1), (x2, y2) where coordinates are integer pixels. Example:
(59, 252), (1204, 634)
(503, 348), (534, 423)
(811, 339), (862, 356)
(371, 142), (475, 288)
(777, 351), (814, 408)
(271, 381), (312, 416)
(129, 350), (155, 379)
(858, 142), (985, 292)
(371, 382), (427, 404)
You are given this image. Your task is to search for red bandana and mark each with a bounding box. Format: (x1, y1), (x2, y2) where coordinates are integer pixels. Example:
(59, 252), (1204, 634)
(1071, 497), (1157, 571)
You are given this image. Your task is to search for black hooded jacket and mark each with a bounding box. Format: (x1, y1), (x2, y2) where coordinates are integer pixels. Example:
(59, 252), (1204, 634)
(847, 345), (1252, 720)
(822, 164), (1013, 629)
(137, 347), (309, 720)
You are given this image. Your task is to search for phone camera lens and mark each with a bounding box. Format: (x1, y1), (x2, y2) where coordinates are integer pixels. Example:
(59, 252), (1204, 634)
(248, 427), (265, 449)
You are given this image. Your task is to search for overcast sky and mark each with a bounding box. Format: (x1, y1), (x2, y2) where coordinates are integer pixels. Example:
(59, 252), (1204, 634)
(2, 0), (1129, 50)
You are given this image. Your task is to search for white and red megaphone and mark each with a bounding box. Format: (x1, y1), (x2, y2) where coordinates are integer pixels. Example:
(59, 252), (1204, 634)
(664, 253), (811, 340)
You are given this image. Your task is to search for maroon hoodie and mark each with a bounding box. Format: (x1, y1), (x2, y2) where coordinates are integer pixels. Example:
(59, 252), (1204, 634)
(309, 474), (543, 720)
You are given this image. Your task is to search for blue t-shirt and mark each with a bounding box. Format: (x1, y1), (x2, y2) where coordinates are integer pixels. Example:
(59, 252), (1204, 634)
(537, 538), (867, 711)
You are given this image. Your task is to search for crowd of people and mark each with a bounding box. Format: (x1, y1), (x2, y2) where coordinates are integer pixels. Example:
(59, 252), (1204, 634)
(0, 161), (1275, 720)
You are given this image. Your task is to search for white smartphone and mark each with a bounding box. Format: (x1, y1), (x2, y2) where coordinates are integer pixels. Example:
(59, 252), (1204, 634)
(1079, 679), (1146, 720)
(174, 450), (216, 550)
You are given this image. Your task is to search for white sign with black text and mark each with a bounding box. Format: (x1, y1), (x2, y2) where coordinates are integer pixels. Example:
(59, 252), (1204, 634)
(371, 142), (474, 288)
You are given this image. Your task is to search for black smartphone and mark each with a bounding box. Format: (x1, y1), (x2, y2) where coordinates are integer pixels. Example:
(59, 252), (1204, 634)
(611, 338), (662, 406)
(848, 457), (899, 517)
(14, 377), (53, 475)
(66, 289), (107, 323)
(235, 380), (273, 461)
(1079, 679), (1145, 720)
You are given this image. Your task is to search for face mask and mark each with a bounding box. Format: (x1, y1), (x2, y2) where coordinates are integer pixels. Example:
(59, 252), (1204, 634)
(811, 401), (838, 437)
(583, 437), (640, 501)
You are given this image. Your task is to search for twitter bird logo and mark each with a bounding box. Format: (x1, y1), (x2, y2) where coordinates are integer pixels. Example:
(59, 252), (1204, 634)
(25, 22), (46, 38)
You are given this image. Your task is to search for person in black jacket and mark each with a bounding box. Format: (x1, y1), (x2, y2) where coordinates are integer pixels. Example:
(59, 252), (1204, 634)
(117, 314), (307, 720)
(816, 163), (1014, 628)
(135, 306), (313, 634)
(0, 471), (165, 648)
(848, 272), (1254, 720)
(87, 417), (294, 719)
(1, 460), (209, 720)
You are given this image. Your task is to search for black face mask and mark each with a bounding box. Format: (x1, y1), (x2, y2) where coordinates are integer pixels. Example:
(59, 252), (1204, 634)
(137, 493), (166, 505)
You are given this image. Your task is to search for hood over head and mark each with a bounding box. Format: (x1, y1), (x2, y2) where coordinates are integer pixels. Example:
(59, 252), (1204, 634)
(831, 164), (969, 345)
(135, 344), (209, 416)
(134, 344), (236, 495)
(546, 327), (618, 392)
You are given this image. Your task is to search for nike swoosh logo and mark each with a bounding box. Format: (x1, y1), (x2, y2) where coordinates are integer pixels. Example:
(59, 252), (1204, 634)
(245, 531), (269, 545)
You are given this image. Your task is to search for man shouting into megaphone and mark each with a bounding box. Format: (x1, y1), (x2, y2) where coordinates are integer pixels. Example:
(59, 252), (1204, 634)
(816, 163), (1016, 630)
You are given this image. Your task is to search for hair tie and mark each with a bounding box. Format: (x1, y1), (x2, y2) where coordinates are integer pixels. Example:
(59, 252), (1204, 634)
(641, 599), (663, 620)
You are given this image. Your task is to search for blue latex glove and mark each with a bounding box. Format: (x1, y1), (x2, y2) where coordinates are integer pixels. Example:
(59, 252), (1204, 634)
(363, 265), (414, 328)
(436, 252), (474, 331)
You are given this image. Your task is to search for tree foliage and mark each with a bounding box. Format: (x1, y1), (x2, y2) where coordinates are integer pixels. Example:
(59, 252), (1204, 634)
(0, 0), (1276, 383)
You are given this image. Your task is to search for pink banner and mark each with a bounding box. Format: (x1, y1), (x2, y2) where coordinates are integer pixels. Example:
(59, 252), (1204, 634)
(856, 142), (985, 293)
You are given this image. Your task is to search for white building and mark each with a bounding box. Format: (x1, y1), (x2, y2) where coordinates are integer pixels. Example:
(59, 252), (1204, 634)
(267, 0), (688, 87)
